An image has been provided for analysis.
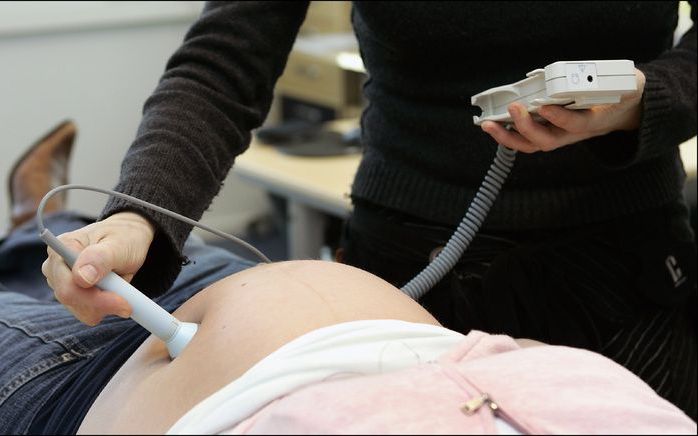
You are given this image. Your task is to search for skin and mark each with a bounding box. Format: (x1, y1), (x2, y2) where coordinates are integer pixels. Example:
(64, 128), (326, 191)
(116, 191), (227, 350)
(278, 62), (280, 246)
(77, 260), (443, 434)
(77, 260), (543, 434)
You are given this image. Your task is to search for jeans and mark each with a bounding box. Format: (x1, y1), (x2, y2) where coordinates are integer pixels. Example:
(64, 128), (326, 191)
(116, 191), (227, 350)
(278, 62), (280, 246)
(0, 212), (256, 433)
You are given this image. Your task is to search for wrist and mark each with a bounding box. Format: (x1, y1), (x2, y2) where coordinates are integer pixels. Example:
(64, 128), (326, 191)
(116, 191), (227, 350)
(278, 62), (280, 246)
(108, 211), (156, 242)
(617, 69), (646, 131)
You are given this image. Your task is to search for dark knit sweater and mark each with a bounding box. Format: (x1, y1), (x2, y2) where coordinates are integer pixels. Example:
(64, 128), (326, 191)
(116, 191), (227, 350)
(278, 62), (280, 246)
(102, 1), (697, 296)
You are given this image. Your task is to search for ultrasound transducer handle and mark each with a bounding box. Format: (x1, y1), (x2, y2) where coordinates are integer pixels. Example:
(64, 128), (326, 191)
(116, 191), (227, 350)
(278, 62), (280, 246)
(40, 228), (197, 358)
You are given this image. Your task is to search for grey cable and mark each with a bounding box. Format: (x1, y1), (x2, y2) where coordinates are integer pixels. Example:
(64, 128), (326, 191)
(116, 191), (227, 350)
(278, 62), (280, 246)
(401, 141), (517, 300)
(36, 184), (272, 264)
(38, 133), (513, 297)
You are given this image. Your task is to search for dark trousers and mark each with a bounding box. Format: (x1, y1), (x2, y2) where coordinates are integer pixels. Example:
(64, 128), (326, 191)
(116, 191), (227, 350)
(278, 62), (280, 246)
(340, 199), (697, 420)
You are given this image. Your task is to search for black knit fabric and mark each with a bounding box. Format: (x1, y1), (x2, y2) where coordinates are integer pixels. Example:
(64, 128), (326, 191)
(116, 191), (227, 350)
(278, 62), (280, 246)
(102, 1), (697, 296)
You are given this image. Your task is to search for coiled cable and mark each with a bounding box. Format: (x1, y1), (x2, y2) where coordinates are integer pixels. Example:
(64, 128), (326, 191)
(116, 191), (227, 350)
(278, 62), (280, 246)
(401, 140), (516, 300)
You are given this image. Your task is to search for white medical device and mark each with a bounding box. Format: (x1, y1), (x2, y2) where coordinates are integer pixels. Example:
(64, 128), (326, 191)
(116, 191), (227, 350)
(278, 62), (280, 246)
(471, 59), (637, 125)
(401, 60), (637, 298)
(37, 60), (637, 356)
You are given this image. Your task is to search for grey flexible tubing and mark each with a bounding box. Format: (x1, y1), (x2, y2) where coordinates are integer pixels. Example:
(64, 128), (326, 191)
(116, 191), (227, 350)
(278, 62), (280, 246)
(401, 139), (517, 300)
(33, 136), (513, 358)
(36, 184), (272, 264)
(38, 135), (514, 302)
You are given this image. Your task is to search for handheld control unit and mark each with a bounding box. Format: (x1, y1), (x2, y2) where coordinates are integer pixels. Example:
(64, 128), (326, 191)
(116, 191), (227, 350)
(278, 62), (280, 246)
(471, 59), (637, 125)
(401, 60), (637, 299)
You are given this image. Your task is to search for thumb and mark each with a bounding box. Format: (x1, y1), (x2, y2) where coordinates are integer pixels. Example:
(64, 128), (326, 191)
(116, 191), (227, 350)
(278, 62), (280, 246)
(72, 241), (121, 288)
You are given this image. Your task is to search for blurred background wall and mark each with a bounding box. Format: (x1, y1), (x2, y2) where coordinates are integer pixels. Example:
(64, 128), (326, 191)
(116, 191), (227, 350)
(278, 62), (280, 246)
(0, 1), (272, 238)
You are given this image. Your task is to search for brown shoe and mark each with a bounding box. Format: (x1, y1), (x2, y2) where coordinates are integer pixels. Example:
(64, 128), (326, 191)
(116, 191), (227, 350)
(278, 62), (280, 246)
(8, 120), (76, 230)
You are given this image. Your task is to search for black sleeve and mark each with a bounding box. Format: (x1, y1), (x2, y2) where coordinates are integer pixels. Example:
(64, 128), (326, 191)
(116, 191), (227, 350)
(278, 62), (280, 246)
(585, 1), (696, 167)
(631, 1), (696, 162)
(100, 1), (310, 296)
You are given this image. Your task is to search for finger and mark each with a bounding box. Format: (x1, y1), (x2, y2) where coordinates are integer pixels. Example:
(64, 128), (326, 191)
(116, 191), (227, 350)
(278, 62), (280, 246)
(481, 121), (539, 153)
(45, 241), (132, 324)
(45, 235), (82, 266)
(508, 103), (564, 151)
(54, 282), (132, 326)
(41, 259), (60, 295)
(537, 104), (592, 134)
(56, 231), (90, 253)
(49, 232), (97, 287)
(41, 258), (52, 284)
(74, 288), (133, 323)
(46, 232), (91, 275)
(53, 287), (102, 326)
(72, 241), (119, 289)
(44, 245), (78, 295)
(60, 302), (101, 326)
(43, 264), (55, 291)
(44, 236), (87, 303)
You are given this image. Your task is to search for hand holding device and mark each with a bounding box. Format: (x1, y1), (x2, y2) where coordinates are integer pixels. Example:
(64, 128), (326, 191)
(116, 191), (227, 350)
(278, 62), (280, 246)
(403, 60), (640, 298)
(472, 60), (643, 153)
(42, 212), (153, 325)
(41, 212), (198, 359)
(39, 185), (270, 358)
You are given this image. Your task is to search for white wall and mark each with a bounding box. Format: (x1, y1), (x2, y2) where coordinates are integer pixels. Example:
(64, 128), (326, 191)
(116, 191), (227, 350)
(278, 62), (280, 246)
(0, 1), (271, 238)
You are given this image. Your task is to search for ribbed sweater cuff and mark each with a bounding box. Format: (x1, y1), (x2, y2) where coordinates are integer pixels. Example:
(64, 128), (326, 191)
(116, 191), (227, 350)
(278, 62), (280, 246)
(635, 67), (676, 162)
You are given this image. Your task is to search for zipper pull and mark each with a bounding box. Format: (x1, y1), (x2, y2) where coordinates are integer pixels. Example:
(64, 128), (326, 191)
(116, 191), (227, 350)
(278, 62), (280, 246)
(462, 393), (498, 415)
(463, 393), (524, 433)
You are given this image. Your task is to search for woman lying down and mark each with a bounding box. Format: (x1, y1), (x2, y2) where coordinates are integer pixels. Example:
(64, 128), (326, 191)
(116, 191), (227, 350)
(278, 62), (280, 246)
(0, 213), (695, 435)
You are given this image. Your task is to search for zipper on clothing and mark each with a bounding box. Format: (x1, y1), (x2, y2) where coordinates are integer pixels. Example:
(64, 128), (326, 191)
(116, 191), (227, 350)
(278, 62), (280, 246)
(461, 392), (529, 434)
(461, 392), (499, 415)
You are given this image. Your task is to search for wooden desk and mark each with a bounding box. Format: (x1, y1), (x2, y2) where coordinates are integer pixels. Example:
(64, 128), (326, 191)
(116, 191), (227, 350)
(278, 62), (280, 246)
(234, 132), (697, 260)
(234, 120), (360, 259)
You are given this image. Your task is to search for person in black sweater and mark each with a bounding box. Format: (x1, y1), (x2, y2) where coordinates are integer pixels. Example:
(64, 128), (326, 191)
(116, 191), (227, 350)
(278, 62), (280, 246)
(42, 1), (697, 418)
